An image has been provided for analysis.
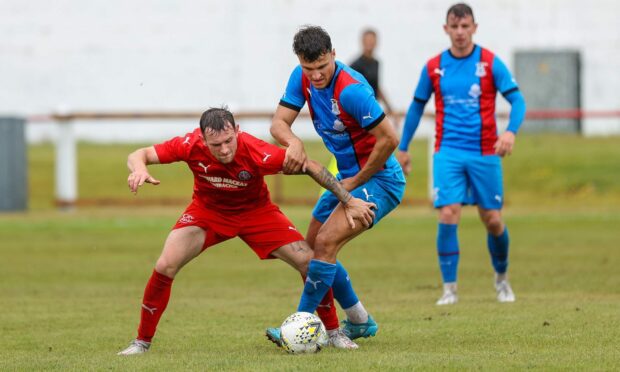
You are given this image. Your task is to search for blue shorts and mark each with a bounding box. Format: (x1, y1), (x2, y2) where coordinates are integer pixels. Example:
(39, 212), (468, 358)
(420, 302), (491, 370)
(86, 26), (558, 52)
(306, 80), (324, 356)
(433, 147), (504, 210)
(312, 168), (406, 226)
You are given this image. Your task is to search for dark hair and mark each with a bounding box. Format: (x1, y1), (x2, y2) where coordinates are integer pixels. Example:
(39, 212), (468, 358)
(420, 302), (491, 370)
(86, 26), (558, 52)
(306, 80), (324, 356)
(446, 3), (475, 22)
(293, 25), (332, 62)
(362, 28), (377, 38)
(199, 106), (236, 134)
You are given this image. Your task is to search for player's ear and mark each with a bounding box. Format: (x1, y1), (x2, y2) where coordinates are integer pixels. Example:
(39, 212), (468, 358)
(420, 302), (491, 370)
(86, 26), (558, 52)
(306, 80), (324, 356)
(331, 49), (336, 59)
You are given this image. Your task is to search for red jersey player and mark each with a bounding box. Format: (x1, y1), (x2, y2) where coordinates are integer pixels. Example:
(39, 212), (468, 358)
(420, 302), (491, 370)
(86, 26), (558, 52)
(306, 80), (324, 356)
(118, 107), (375, 355)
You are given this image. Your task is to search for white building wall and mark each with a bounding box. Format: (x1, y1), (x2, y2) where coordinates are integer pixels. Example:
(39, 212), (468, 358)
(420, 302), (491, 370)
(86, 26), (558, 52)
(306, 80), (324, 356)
(1, 0), (619, 142)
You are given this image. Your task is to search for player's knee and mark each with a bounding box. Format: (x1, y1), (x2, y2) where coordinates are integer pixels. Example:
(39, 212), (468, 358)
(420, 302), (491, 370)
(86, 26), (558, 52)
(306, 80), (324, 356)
(154, 257), (180, 278)
(439, 205), (460, 223)
(484, 215), (503, 235)
(313, 235), (337, 262)
(313, 233), (330, 251)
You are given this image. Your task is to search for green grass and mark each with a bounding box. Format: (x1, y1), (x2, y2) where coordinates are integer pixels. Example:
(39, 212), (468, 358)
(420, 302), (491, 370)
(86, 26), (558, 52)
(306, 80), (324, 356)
(2, 134), (620, 370)
(26, 134), (620, 210)
(0, 207), (618, 370)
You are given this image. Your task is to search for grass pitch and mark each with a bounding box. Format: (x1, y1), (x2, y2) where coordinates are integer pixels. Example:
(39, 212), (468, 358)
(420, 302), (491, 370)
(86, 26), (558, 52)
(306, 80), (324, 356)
(1, 134), (619, 370)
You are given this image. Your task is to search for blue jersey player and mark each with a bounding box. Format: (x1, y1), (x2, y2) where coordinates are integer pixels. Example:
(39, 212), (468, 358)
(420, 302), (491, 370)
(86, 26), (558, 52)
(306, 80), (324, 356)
(267, 25), (406, 348)
(397, 3), (526, 305)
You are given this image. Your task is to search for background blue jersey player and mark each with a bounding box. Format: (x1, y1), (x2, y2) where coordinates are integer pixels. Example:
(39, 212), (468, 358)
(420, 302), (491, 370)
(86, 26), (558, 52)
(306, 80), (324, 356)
(267, 25), (406, 348)
(397, 3), (526, 305)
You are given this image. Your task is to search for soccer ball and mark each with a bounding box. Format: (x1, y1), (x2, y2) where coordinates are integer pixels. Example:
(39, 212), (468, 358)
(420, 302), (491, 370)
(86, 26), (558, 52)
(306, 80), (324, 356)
(279, 312), (329, 354)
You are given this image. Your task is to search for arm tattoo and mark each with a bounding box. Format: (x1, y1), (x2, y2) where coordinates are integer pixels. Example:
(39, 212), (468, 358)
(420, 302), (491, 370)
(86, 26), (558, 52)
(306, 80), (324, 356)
(307, 166), (352, 204)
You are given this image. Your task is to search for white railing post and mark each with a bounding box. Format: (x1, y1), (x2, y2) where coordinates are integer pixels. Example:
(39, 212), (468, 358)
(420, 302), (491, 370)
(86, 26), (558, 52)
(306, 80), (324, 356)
(55, 108), (77, 208)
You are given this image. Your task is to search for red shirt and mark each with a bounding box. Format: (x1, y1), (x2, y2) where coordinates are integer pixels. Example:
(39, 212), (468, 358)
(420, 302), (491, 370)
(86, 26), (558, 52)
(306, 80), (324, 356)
(154, 128), (286, 212)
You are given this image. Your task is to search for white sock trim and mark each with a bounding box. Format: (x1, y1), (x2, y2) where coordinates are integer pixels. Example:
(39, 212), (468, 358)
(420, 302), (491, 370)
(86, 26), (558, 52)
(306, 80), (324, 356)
(343, 301), (368, 324)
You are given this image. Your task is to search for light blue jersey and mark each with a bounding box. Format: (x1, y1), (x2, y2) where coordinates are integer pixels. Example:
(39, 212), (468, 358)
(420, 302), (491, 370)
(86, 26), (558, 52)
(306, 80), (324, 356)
(400, 45), (525, 155)
(280, 60), (405, 223)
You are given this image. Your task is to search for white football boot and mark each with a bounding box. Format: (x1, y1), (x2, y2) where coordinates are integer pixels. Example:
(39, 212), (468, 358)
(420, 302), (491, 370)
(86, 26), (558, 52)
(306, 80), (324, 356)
(495, 274), (516, 303)
(436, 282), (458, 305)
(328, 329), (359, 349)
(117, 339), (151, 355)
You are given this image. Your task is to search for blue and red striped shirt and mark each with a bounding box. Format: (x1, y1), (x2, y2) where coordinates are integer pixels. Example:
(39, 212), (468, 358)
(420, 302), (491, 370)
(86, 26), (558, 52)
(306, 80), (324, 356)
(404, 45), (521, 154)
(280, 60), (400, 178)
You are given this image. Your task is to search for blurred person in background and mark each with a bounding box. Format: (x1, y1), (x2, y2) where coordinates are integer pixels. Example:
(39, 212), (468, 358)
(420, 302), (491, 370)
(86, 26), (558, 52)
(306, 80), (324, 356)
(397, 3), (526, 305)
(350, 28), (393, 115)
(117, 107), (375, 355)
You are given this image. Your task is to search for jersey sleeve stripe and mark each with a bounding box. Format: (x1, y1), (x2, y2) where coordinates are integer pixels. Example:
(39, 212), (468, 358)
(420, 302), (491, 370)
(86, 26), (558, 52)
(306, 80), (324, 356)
(427, 54), (444, 152)
(414, 96), (429, 104)
(278, 100), (302, 112)
(501, 87), (519, 97)
(479, 47), (498, 155)
(364, 112), (386, 131)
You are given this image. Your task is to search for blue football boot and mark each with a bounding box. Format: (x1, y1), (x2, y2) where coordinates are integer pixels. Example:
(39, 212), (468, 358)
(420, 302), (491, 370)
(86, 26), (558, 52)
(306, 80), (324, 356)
(341, 314), (378, 340)
(265, 327), (282, 347)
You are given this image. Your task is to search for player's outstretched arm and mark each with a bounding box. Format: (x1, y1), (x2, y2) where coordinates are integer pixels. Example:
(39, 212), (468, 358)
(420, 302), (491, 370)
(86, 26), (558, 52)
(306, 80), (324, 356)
(270, 105), (307, 174)
(127, 146), (161, 194)
(303, 159), (376, 228)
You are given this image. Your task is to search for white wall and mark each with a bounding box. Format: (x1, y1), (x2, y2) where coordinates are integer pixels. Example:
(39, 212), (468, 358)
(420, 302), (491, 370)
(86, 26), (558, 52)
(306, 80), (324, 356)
(1, 0), (618, 142)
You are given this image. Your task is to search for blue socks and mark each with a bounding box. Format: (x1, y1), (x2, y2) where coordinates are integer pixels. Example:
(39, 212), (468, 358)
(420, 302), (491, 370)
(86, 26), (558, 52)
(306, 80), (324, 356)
(332, 261), (359, 309)
(437, 223), (509, 283)
(437, 223), (460, 283)
(487, 228), (510, 274)
(297, 259), (337, 313)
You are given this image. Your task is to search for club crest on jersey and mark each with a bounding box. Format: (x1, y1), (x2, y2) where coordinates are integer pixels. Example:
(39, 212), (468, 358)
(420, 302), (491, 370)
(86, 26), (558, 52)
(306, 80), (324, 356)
(237, 170), (252, 181)
(179, 213), (194, 224)
(333, 119), (345, 132)
(468, 83), (481, 99)
(330, 99), (341, 115)
(475, 62), (488, 77)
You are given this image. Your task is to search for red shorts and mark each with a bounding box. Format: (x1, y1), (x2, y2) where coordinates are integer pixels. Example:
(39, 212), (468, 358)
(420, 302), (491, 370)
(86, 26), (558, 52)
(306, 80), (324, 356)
(172, 201), (304, 259)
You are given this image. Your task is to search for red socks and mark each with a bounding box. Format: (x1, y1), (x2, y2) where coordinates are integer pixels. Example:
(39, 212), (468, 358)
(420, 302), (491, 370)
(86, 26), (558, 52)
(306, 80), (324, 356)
(134, 269), (338, 342)
(316, 288), (339, 330)
(137, 270), (174, 342)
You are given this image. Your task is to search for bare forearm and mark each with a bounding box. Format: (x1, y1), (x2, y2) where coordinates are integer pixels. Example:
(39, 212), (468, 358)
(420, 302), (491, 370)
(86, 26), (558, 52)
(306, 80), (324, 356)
(270, 119), (301, 147)
(351, 118), (400, 186)
(354, 135), (397, 186)
(127, 147), (158, 172)
(304, 160), (351, 204)
(127, 152), (147, 173)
